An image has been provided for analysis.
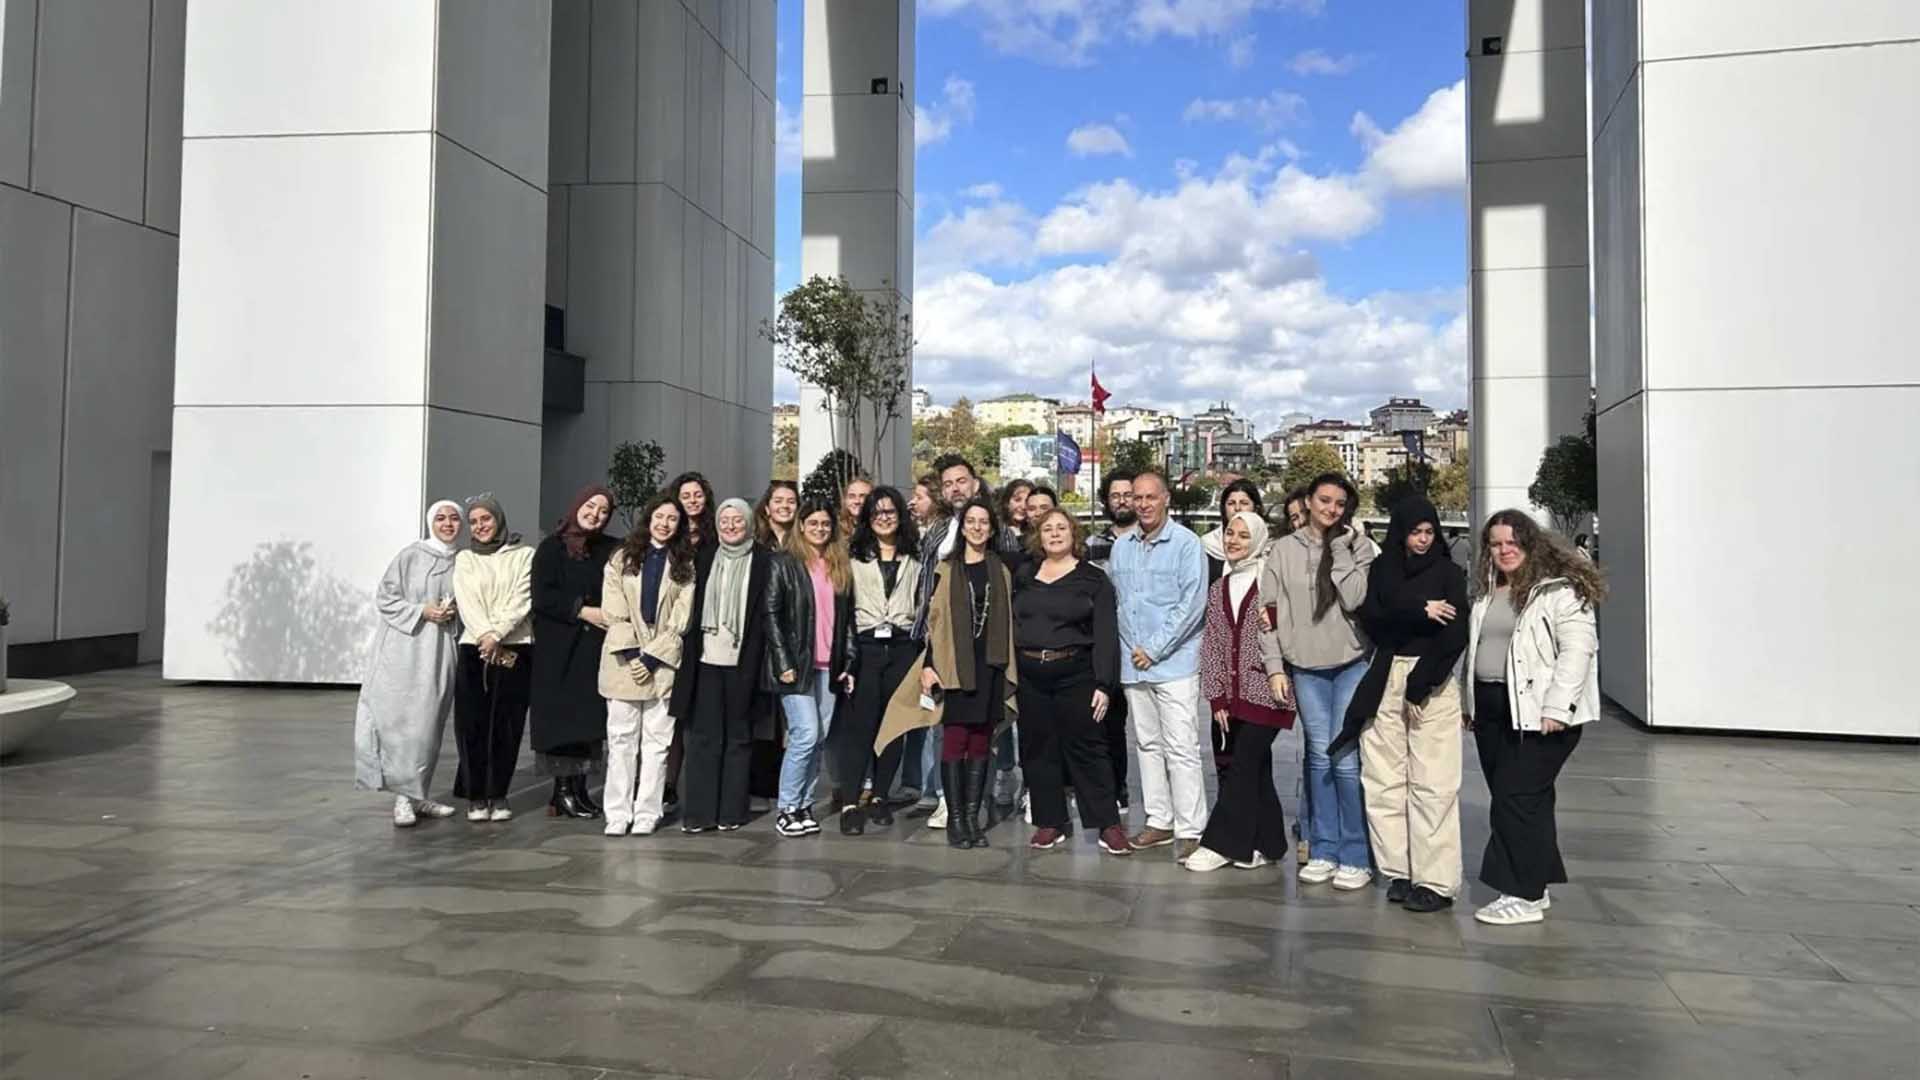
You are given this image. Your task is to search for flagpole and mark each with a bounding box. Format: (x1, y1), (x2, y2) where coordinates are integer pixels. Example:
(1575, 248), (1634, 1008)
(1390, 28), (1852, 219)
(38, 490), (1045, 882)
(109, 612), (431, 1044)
(1090, 360), (1100, 523)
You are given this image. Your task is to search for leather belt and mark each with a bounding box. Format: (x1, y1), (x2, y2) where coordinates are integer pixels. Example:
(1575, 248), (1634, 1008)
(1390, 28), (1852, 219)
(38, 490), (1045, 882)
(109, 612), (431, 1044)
(1019, 647), (1082, 662)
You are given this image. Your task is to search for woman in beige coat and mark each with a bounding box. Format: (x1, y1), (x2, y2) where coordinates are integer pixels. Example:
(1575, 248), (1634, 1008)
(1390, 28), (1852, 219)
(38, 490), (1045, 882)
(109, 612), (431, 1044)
(600, 493), (696, 836)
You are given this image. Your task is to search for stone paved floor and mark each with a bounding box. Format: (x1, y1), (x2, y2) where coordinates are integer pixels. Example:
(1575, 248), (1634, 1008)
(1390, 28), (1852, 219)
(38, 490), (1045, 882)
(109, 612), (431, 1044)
(2, 667), (1917, 1079)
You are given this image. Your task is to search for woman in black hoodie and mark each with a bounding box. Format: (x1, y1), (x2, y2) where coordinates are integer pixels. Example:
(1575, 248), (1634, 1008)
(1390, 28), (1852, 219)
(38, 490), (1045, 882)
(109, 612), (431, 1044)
(1334, 496), (1469, 913)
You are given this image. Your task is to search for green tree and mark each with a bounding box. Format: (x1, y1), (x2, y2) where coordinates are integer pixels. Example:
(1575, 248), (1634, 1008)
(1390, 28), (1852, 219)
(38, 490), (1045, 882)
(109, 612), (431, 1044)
(1108, 438), (1159, 475)
(763, 275), (913, 489)
(1430, 451), (1469, 513)
(608, 439), (666, 531)
(1280, 440), (1346, 493)
(1371, 461), (1436, 515)
(1528, 408), (1597, 534)
(772, 423), (799, 481)
(1170, 478), (1216, 516)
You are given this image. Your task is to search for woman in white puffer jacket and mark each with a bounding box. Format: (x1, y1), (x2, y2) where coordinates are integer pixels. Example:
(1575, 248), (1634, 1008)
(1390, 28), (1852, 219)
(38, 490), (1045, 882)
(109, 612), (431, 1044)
(1463, 509), (1606, 926)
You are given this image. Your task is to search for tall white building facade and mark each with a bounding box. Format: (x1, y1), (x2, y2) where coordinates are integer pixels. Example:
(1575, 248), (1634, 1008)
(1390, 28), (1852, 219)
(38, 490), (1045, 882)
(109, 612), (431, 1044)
(1588, 3), (1918, 738)
(2, 1), (775, 684)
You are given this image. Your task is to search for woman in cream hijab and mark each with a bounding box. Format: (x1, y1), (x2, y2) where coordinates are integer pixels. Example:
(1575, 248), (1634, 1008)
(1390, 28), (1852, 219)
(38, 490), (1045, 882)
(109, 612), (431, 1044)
(354, 499), (465, 827)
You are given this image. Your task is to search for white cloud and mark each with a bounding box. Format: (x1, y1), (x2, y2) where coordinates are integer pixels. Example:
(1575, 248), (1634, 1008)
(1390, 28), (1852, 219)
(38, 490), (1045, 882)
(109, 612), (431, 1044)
(962, 182), (1005, 199)
(1182, 89), (1308, 132)
(775, 99), (802, 174)
(1353, 79), (1465, 194)
(923, 0), (1322, 66)
(1226, 33), (1257, 69)
(917, 76), (978, 148)
(1067, 122), (1134, 158)
(1288, 48), (1361, 76)
(911, 85), (1467, 428)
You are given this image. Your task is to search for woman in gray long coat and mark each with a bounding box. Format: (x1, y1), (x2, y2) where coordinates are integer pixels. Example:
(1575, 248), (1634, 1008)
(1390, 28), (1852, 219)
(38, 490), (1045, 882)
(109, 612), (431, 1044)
(354, 499), (465, 827)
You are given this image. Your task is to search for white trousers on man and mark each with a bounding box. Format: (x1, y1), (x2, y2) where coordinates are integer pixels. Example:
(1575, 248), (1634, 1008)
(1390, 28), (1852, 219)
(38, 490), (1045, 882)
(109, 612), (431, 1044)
(606, 697), (675, 832)
(1124, 674), (1208, 839)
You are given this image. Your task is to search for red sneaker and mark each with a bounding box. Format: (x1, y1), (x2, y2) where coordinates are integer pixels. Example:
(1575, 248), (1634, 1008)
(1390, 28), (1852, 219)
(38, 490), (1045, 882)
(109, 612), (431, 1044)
(1029, 827), (1067, 850)
(1098, 826), (1134, 856)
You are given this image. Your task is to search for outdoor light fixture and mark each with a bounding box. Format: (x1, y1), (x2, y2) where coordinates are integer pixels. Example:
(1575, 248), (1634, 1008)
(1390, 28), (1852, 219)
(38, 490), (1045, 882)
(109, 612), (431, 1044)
(1481, 36), (1503, 55)
(871, 77), (890, 94)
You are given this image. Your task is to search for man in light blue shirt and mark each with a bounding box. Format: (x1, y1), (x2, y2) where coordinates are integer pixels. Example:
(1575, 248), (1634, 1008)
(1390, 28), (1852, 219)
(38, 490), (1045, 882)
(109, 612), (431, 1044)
(1106, 469), (1209, 857)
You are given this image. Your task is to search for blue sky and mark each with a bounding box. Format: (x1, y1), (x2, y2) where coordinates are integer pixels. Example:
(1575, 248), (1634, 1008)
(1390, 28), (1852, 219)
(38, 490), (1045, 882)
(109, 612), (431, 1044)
(772, 0), (1467, 435)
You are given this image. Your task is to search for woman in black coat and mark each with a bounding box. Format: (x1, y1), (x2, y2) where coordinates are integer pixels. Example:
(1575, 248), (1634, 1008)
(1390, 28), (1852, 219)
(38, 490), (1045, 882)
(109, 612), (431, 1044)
(668, 498), (778, 832)
(1334, 495), (1469, 913)
(529, 485), (619, 819)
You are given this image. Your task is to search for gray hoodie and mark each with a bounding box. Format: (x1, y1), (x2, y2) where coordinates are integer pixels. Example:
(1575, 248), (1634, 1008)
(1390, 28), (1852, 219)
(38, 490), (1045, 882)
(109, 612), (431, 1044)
(1259, 525), (1373, 671)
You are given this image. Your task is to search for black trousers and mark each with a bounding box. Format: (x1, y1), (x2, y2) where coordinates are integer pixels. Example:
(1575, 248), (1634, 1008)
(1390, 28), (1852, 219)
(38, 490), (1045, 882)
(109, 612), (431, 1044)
(1474, 680), (1583, 901)
(1107, 686), (1131, 801)
(1200, 720), (1287, 862)
(1015, 653), (1120, 831)
(833, 637), (915, 807)
(452, 644), (531, 800)
(682, 661), (759, 828)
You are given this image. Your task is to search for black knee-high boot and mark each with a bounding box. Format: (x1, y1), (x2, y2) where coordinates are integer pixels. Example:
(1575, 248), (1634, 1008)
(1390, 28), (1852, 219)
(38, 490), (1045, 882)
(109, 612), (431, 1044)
(962, 757), (992, 849)
(942, 760), (972, 848)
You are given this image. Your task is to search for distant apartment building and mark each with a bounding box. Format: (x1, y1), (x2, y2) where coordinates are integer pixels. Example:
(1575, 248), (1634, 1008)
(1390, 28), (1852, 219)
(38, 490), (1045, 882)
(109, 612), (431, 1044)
(1370, 396), (1438, 435)
(1356, 435), (1410, 488)
(975, 392), (1059, 432)
(1055, 403), (1094, 448)
(1431, 409), (1470, 463)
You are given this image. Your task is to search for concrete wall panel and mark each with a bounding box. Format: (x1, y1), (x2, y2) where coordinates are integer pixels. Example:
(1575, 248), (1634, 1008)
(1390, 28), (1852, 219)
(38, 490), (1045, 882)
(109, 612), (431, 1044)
(540, 386), (610, 526)
(31, 0), (150, 221)
(587, 0), (638, 183)
(749, 0), (775, 95)
(637, 0), (688, 191)
(1642, 1), (1920, 61)
(424, 408), (542, 547)
(563, 184), (637, 382)
(1592, 75), (1642, 412)
(144, 0), (187, 233)
(801, 94), (903, 194)
(182, 0), (434, 137)
(696, 25), (724, 217)
(802, 0), (903, 95)
(546, 183), (570, 309)
(752, 89), (774, 255)
(1589, 0), (1638, 137)
(0, 0), (35, 186)
(164, 406), (425, 683)
(428, 139), (546, 425)
(58, 212), (176, 639)
(722, 59), (751, 236)
(1466, 46), (1587, 164)
(1594, 393), (1647, 720)
(1472, 267), (1589, 382)
(0, 186), (70, 643)
(436, 0), (552, 189)
(1468, 156), (1587, 271)
(548, 0), (590, 186)
(1640, 44), (1920, 391)
(1469, 374), (1588, 496)
(1466, 0), (1584, 54)
(633, 183), (687, 384)
(174, 134), (433, 406)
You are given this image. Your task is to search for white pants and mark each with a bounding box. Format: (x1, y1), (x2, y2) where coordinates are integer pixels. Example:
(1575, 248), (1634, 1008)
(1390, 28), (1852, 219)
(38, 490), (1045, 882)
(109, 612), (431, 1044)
(1124, 675), (1208, 839)
(606, 697), (676, 831)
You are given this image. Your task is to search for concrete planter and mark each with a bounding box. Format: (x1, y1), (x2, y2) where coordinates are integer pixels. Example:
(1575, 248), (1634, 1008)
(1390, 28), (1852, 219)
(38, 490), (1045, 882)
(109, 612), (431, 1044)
(0, 679), (75, 757)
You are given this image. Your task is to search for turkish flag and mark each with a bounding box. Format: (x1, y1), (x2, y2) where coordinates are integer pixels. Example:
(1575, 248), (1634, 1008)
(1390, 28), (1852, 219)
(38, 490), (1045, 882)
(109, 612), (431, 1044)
(1091, 372), (1111, 415)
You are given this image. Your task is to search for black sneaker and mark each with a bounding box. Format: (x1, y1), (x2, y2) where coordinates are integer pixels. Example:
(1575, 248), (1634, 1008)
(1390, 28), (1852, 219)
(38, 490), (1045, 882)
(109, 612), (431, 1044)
(775, 811), (808, 838)
(1387, 877), (1412, 904)
(839, 805), (866, 836)
(867, 801), (895, 827)
(1404, 885), (1455, 914)
(798, 806), (822, 835)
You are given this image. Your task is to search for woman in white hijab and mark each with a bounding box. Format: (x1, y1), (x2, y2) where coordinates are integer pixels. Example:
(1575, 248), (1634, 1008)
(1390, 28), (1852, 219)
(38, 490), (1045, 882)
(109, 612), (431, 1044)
(1186, 510), (1297, 872)
(354, 499), (465, 827)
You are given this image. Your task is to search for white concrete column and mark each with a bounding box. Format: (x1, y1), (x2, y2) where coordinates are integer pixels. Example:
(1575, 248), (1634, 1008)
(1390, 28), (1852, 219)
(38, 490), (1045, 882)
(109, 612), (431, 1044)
(164, 1), (551, 682)
(1466, 0), (1590, 527)
(799, 0), (914, 486)
(540, 0), (776, 522)
(1592, 2), (1920, 736)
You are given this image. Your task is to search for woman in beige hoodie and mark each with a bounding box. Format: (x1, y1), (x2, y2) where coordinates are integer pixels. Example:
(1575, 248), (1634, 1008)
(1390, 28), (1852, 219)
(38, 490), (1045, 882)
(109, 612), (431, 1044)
(599, 493), (696, 836)
(451, 495), (534, 822)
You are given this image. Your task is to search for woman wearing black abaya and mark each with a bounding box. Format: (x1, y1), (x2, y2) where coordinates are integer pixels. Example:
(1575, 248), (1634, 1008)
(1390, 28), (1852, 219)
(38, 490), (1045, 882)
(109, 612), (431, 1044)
(1333, 495), (1469, 913)
(529, 485), (619, 819)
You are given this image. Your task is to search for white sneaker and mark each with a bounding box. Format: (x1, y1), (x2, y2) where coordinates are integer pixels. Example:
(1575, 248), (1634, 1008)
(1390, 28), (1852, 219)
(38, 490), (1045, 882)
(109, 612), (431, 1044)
(1475, 894), (1545, 925)
(1184, 846), (1232, 873)
(928, 796), (948, 829)
(1539, 888), (1552, 910)
(392, 795), (417, 828)
(1298, 858), (1337, 885)
(413, 799), (457, 819)
(466, 803), (491, 823)
(1233, 852), (1271, 870)
(489, 805), (513, 822)
(1021, 790), (1032, 825)
(1332, 865), (1373, 891)
(632, 820), (658, 836)
(604, 820), (630, 837)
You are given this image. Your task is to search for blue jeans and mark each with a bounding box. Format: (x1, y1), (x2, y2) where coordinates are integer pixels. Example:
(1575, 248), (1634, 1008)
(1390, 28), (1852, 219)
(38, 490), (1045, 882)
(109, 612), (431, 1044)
(919, 724), (943, 798)
(777, 676), (836, 812)
(1292, 657), (1370, 868)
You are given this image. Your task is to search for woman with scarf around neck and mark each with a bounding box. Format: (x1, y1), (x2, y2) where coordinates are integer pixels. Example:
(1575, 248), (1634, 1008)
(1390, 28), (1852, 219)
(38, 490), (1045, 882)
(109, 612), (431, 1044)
(833, 487), (922, 836)
(877, 496), (1020, 850)
(451, 495), (536, 822)
(600, 494), (697, 836)
(1260, 472), (1375, 890)
(1186, 511), (1294, 872)
(528, 485), (619, 820)
(354, 499), (466, 827)
(1331, 496), (1469, 912)
(668, 498), (776, 832)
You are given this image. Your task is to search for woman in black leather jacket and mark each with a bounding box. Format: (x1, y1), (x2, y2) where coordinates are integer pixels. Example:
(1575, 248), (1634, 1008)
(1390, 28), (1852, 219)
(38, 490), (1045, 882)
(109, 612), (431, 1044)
(765, 496), (857, 837)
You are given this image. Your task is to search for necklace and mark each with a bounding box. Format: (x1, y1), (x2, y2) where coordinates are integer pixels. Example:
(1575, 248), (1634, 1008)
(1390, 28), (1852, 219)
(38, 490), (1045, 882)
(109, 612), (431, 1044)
(966, 567), (991, 639)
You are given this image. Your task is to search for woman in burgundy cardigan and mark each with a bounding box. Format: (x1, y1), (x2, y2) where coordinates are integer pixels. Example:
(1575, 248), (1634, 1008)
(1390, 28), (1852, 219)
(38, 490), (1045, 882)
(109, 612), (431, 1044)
(1188, 510), (1296, 872)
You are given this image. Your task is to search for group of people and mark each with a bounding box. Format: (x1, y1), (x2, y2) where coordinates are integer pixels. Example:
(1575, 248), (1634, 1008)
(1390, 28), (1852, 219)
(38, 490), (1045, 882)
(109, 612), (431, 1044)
(353, 454), (1605, 927)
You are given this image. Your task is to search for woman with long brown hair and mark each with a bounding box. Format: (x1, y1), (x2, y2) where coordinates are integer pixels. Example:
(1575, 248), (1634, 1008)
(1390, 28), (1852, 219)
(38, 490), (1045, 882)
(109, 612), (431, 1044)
(599, 493), (696, 836)
(765, 496), (856, 837)
(754, 479), (799, 550)
(1465, 509), (1605, 925)
(528, 485), (619, 820)
(1261, 472), (1374, 890)
(670, 471), (717, 550)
